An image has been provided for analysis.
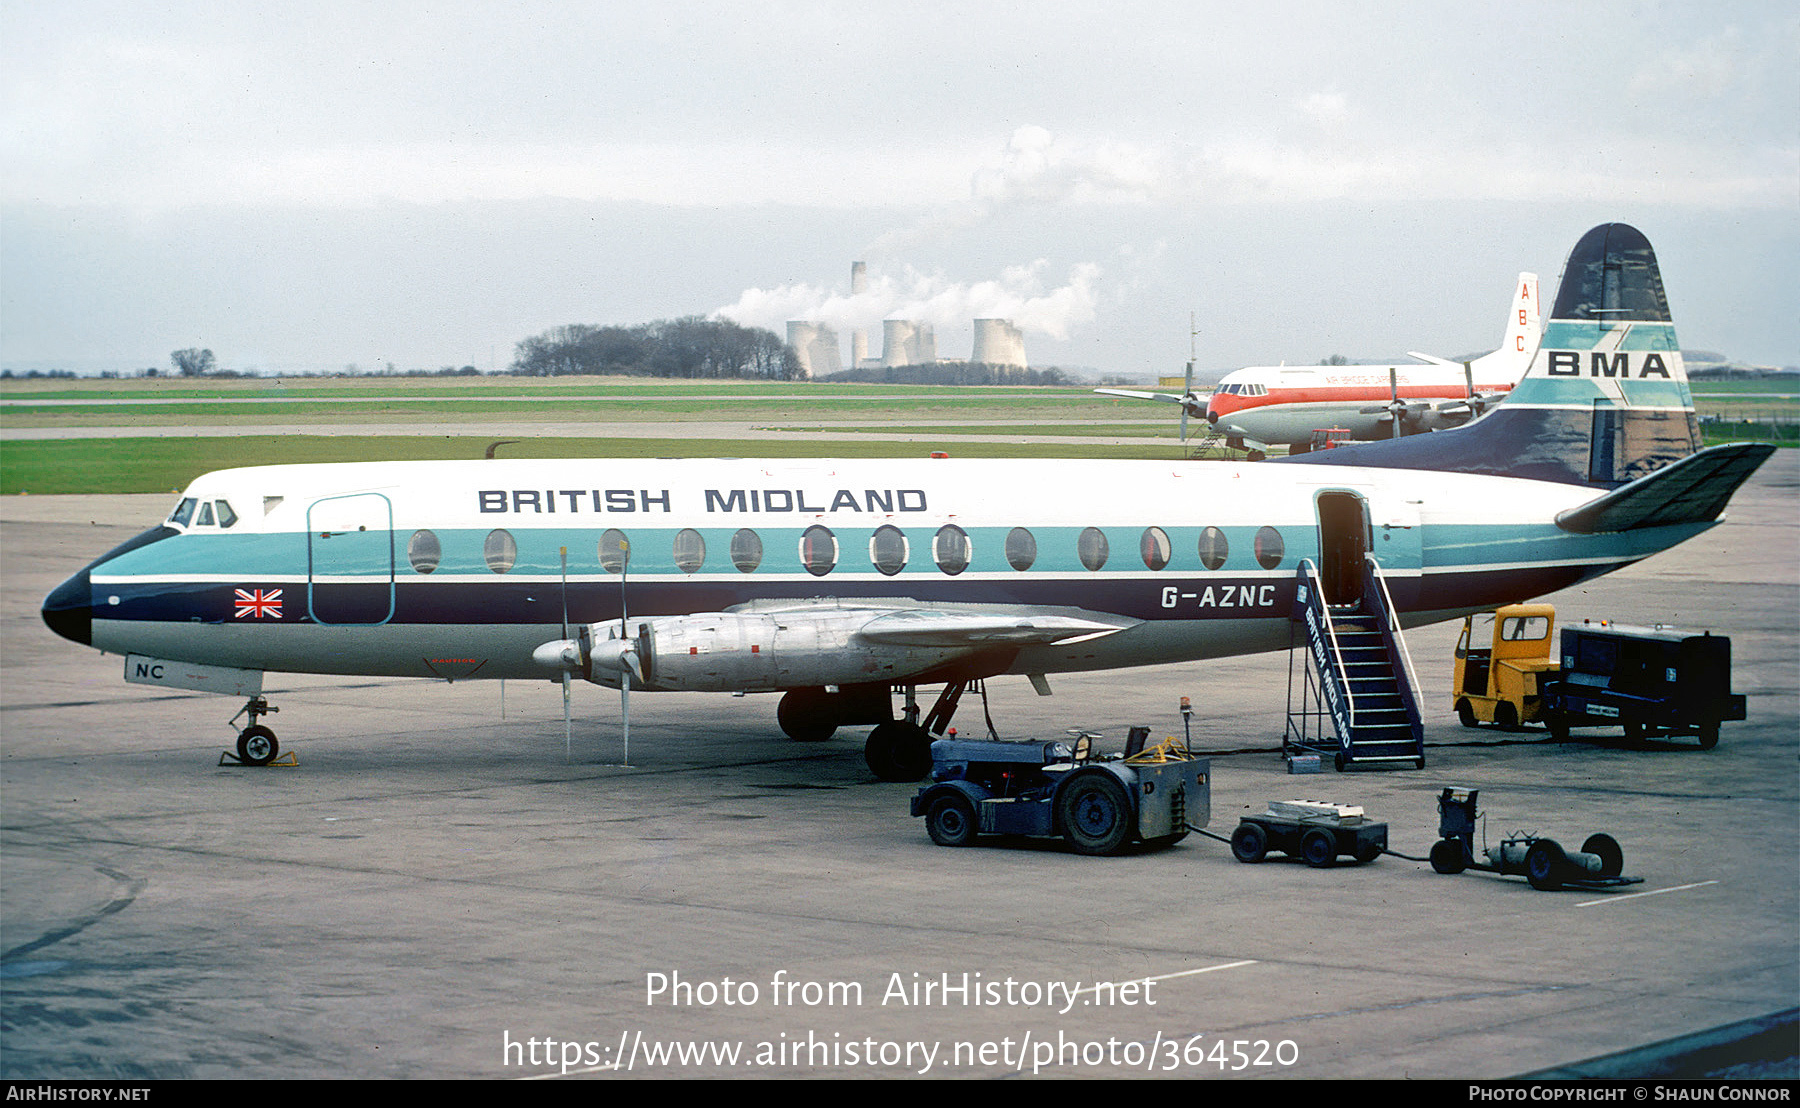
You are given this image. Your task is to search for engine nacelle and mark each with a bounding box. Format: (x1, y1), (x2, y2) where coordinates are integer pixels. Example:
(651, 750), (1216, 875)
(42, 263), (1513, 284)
(587, 611), (975, 692)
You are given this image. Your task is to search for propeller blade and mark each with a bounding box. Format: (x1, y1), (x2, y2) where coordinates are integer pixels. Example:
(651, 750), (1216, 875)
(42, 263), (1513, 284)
(620, 668), (631, 767)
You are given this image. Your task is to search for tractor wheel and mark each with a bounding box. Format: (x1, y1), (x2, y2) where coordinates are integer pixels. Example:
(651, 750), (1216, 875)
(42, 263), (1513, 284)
(925, 792), (978, 847)
(1057, 771), (1134, 856)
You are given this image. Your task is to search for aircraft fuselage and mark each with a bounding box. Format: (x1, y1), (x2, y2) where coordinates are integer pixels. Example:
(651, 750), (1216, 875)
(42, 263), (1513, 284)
(48, 456), (1710, 688)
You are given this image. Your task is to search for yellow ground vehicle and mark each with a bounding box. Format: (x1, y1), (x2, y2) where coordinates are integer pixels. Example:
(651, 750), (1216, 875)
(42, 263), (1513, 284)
(1453, 604), (1558, 730)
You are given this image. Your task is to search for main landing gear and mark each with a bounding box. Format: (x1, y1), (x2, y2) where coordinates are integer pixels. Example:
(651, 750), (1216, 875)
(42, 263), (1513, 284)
(775, 681), (993, 783)
(224, 696), (284, 767)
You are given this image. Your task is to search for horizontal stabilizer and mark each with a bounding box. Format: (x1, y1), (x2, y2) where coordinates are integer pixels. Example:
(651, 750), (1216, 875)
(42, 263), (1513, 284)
(856, 609), (1134, 647)
(1554, 443), (1776, 534)
(1406, 351), (1459, 367)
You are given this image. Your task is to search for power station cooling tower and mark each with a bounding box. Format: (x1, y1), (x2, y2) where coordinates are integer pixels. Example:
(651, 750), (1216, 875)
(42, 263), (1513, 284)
(786, 321), (841, 379)
(881, 320), (936, 368)
(971, 319), (1027, 367)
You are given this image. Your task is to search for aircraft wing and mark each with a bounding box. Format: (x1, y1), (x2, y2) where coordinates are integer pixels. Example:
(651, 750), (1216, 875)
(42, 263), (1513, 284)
(1094, 388), (1196, 406)
(1554, 443), (1776, 533)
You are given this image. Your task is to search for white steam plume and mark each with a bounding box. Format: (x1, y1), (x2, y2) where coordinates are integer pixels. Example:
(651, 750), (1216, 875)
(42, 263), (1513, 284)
(715, 260), (1101, 343)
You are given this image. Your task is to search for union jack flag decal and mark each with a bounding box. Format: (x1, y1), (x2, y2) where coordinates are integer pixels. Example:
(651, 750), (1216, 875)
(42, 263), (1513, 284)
(234, 588), (283, 619)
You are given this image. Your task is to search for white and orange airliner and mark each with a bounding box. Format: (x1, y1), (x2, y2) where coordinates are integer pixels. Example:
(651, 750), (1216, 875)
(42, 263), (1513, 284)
(1102, 273), (1542, 453)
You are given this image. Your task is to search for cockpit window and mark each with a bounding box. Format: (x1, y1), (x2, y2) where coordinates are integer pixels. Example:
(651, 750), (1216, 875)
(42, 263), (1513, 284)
(215, 500), (238, 528)
(196, 502), (216, 527)
(167, 498), (197, 527)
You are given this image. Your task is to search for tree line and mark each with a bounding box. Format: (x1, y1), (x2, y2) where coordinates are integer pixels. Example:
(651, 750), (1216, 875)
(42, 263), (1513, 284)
(510, 317), (799, 379)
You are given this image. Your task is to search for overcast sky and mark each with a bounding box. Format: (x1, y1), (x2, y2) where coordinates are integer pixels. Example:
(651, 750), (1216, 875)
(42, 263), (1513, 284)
(3, 1), (1796, 377)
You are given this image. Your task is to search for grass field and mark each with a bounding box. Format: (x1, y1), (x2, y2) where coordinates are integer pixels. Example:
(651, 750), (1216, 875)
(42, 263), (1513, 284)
(2, 375), (1790, 495)
(0, 435), (1199, 495)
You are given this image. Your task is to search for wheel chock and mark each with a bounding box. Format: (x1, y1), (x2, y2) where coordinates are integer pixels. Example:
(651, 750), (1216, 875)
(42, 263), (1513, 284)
(218, 750), (299, 767)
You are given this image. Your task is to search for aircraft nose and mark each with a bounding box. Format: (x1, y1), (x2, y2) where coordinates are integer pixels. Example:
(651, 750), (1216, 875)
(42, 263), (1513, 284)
(42, 566), (93, 647)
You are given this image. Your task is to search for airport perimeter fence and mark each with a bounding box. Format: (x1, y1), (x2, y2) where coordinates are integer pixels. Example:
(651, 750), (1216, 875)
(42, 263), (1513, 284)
(1699, 410), (1800, 446)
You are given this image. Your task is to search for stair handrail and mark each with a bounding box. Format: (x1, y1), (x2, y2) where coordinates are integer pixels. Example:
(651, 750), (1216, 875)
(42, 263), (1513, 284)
(1292, 559), (1357, 727)
(1363, 553), (1424, 744)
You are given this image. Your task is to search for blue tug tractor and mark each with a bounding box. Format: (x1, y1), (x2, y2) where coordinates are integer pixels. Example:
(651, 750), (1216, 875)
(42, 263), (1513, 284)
(910, 728), (1209, 856)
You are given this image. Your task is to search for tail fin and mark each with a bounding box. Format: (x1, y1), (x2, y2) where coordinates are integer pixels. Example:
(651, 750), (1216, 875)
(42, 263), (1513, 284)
(1468, 271), (1541, 382)
(1284, 223), (1704, 487)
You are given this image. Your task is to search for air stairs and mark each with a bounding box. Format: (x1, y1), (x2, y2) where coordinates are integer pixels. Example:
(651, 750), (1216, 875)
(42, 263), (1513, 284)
(1286, 556), (1426, 770)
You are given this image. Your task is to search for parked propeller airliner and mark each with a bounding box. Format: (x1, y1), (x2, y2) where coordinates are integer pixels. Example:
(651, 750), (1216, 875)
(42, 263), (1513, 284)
(1099, 271), (1541, 452)
(42, 225), (1771, 780)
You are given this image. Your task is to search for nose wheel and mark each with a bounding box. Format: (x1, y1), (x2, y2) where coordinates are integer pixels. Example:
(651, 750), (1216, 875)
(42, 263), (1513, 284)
(225, 697), (288, 767)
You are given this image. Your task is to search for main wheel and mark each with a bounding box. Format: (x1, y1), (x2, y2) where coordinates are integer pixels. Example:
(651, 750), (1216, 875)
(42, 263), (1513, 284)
(237, 725), (279, 767)
(1230, 821), (1269, 863)
(1580, 833), (1623, 877)
(1057, 771), (1135, 856)
(864, 721), (933, 782)
(777, 689), (837, 743)
(925, 792), (978, 847)
(1525, 839), (1565, 890)
(1301, 828), (1337, 868)
(1429, 838), (1467, 874)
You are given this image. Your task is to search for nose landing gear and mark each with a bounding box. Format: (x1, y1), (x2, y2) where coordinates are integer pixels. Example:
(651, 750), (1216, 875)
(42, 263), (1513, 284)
(222, 696), (293, 767)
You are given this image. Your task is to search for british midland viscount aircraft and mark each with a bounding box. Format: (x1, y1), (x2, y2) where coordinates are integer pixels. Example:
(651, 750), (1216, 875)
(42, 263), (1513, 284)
(1099, 272), (1541, 452)
(42, 225), (1771, 781)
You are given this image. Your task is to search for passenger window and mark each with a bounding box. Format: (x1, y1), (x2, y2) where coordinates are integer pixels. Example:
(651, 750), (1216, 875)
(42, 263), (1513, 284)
(408, 529), (441, 574)
(1005, 527), (1037, 571)
(673, 528), (705, 573)
(1078, 527), (1109, 571)
(800, 525), (837, 577)
(933, 525), (971, 576)
(196, 502), (216, 527)
(215, 500), (238, 528)
(598, 529), (629, 574)
(1254, 525), (1284, 569)
(1198, 526), (1228, 570)
(730, 528), (762, 573)
(1140, 527), (1171, 571)
(484, 529), (517, 574)
(870, 525), (907, 576)
(168, 498), (196, 527)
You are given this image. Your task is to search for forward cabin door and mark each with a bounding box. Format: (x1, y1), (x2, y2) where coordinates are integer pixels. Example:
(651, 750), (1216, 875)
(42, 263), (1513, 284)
(1315, 490), (1371, 607)
(307, 493), (396, 625)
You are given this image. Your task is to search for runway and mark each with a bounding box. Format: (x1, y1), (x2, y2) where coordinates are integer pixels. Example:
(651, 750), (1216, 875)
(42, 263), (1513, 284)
(1, 453), (1795, 1079)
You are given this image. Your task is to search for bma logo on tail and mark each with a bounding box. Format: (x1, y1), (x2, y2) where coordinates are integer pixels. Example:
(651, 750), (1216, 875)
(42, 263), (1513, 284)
(1546, 351), (1675, 379)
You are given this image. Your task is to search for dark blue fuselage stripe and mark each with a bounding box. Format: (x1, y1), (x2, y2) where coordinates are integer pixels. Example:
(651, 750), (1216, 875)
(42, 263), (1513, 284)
(82, 561), (1608, 628)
